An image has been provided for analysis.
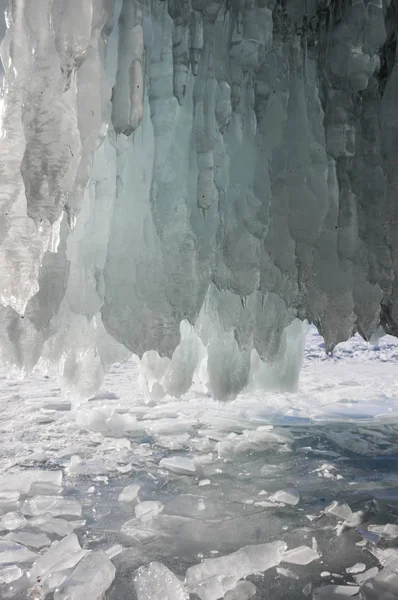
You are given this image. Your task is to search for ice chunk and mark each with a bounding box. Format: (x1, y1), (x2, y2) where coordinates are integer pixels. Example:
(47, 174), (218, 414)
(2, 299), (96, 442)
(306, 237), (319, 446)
(8, 531), (51, 549)
(135, 501), (164, 522)
(54, 551), (115, 600)
(346, 563), (366, 574)
(282, 546), (320, 566)
(0, 512), (27, 531)
(0, 564), (23, 583)
(269, 489), (300, 506)
(199, 480), (211, 487)
(134, 562), (189, 600)
(354, 566), (379, 585)
(223, 581), (257, 600)
(31, 516), (86, 537)
(30, 534), (86, 581)
(302, 583), (312, 596)
(159, 457), (196, 475)
(186, 541), (286, 600)
(276, 567), (299, 580)
(0, 471), (63, 495)
(105, 544), (123, 559)
(118, 484), (140, 503)
(324, 501), (353, 521)
(22, 496), (82, 518)
(121, 519), (158, 542)
(0, 538), (38, 564)
(368, 523), (398, 540)
(314, 585), (360, 598)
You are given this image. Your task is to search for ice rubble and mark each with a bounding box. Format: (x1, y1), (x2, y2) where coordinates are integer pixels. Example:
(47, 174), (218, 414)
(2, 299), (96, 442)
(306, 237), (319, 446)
(0, 0), (397, 399)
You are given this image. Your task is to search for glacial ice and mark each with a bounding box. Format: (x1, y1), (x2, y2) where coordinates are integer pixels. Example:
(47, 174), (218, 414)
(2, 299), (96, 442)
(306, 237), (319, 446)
(0, 0), (396, 399)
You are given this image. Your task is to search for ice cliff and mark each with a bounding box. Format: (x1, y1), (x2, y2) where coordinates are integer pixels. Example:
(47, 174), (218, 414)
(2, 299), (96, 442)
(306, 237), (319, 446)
(0, 0), (396, 400)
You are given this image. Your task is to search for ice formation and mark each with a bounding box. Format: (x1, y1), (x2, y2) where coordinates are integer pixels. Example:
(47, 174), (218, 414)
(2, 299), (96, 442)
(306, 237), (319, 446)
(0, 0), (397, 399)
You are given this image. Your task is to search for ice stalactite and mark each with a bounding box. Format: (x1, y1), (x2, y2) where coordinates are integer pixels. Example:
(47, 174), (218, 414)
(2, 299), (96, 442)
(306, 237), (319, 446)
(0, 0), (398, 400)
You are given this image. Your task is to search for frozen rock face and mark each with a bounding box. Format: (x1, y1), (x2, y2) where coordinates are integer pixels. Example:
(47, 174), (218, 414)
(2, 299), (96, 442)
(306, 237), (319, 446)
(0, 0), (397, 400)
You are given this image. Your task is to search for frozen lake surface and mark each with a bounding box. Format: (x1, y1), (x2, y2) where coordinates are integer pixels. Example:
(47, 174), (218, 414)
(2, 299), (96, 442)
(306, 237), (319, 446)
(1, 328), (398, 599)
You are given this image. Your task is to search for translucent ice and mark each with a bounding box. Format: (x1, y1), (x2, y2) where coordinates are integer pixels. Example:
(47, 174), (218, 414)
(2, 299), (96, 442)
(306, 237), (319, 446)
(282, 546), (320, 566)
(0, 539), (38, 564)
(159, 457), (196, 475)
(186, 541), (286, 600)
(134, 562), (189, 600)
(22, 496), (82, 518)
(0, 0), (397, 399)
(54, 551), (115, 600)
(118, 484), (140, 503)
(0, 565), (23, 584)
(269, 489), (300, 506)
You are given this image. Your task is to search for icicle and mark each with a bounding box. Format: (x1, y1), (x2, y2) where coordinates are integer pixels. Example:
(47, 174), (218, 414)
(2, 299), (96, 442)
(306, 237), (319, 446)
(111, 0), (144, 135)
(189, 11), (203, 76)
(169, 0), (192, 105)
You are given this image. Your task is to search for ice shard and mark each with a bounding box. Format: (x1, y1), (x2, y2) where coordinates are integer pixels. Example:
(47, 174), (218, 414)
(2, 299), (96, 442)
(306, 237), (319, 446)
(0, 0), (397, 400)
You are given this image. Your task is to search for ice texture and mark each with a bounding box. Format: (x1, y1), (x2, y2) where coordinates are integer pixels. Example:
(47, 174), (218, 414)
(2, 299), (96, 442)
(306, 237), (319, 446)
(186, 541), (286, 599)
(53, 551), (116, 600)
(0, 0), (396, 399)
(134, 562), (189, 600)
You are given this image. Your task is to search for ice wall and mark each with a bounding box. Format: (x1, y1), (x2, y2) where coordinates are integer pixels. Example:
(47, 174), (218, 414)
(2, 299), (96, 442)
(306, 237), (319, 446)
(0, 0), (396, 400)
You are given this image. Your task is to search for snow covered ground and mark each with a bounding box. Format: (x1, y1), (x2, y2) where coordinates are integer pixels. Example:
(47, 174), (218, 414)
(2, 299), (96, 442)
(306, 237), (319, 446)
(1, 327), (398, 598)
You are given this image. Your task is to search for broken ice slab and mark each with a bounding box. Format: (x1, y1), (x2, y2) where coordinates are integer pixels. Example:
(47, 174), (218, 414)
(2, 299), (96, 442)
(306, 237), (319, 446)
(29, 534), (86, 581)
(269, 489), (300, 506)
(0, 471), (63, 495)
(22, 496), (82, 518)
(346, 563), (366, 574)
(0, 538), (38, 564)
(313, 585), (360, 598)
(0, 512), (27, 531)
(134, 561), (189, 600)
(30, 516), (86, 537)
(118, 484), (140, 503)
(120, 518), (158, 542)
(368, 523), (398, 540)
(354, 566), (379, 585)
(135, 501), (164, 522)
(223, 580), (257, 600)
(159, 456), (196, 475)
(186, 541), (287, 600)
(324, 501), (353, 521)
(53, 551), (115, 600)
(282, 546), (320, 566)
(0, 564), (23, 583)
(105, 544), (123, 560)
(8, 531), (51, 549)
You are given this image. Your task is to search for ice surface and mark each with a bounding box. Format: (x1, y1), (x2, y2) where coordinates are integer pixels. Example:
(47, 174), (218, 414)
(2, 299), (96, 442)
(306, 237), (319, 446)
(22, 496), (82, 518)
(29, 534), (86, 582)
(53, 551), (115, 600)
(134, 562), (189, 600)
(8, 531), (51, 549)
(118, 483), (140, 503)
(186, 541), (286, 599)
(0, 565), (22, 584)
(0, 512), (27, 531)
(0, 0), (397, 400)
(269, 489), (300, 506)
(282, 546), (320, 566)
(159, 457), (196, 475)
(223, 581), (257, 600)
(0, 539), (37, 564)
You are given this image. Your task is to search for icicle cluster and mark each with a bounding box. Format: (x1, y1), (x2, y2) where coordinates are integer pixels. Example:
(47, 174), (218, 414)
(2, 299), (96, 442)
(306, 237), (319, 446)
(0, 0), (396, 400)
